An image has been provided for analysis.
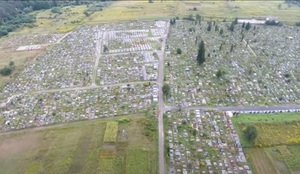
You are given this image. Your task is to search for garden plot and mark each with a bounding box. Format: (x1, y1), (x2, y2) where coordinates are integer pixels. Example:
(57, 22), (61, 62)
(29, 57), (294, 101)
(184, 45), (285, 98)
(2, 26), (96, 95)
(165, 20), (300, 107)
(96, 52), (159, 85)
(0, 83), (155, 132)
(165, 110), (251, 174)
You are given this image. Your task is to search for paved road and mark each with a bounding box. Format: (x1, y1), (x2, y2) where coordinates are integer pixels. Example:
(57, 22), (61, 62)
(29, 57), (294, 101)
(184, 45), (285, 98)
(158, 22), (170, 174)
(165, 104), (300, 112)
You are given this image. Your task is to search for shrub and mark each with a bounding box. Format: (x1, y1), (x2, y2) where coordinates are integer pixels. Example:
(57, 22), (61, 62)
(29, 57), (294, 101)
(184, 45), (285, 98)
(0, 29), (8, 37)
(176, 48), (182, 54)
(0, 66), (12, 76)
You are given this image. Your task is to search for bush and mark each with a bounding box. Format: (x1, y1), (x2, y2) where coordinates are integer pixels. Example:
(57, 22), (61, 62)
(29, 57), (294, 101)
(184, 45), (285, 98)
(176, 48), (182, 54)
(0, 66), (12, 76)
(0, 29), (8, 36)
(51, 7), (62, 14)
(244, 125), (258, 142)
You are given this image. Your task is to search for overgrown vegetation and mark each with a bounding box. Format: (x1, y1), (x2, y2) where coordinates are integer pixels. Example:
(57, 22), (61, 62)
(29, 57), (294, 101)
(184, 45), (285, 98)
(103, 122), (118, 143)
(0, 1), (57, 37)
(0, 1), (98, 37)
(0, 61), (15, 76)
(83, 2), (104, 17)
(162, 83), (171, 98)
(244, 124), (258, 143)
(141, 110), (158, 141)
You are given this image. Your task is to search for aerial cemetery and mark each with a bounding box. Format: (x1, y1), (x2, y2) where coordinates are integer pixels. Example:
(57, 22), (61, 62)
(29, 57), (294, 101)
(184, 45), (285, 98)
(165, 110), (252, 174)
(165, 19), (300, 107)
(97, 52), (159, 85)
(0, 83), (155, 132)
(0, 20), (167, 131)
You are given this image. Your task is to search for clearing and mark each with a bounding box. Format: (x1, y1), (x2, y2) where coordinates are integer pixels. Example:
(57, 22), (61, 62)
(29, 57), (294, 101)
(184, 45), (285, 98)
(0, 114), (158, 174)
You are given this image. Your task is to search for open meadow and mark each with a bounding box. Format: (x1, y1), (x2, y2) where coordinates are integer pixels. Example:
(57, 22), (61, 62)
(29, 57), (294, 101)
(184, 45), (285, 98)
(233, 113), (300, 174)
(0, 114), (158, 174)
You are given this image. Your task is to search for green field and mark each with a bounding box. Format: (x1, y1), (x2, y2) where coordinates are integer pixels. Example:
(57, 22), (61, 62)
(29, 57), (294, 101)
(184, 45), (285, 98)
(232, 112), (300, 147)
(233, 113), (300, 174)
(233, 112), (300, 124)
(103, 122), (118, 143)
(0, 114), (158, 174)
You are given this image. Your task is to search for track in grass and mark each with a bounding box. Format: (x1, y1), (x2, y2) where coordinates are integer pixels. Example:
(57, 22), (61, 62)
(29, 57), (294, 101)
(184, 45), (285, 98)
(247, 148), (277, 174)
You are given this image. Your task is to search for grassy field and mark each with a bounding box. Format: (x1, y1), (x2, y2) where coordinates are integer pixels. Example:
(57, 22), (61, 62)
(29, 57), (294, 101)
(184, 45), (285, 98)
(246, 148), (277, 174)
(183, 1), (300, 25)
(233, 113), (300, 174)
(0, 114), (158, 174)
(232, 112), (300, 147)
(87, 1), (178, 24)
(12, 5), (89, 35)
(87, 1), (300, 25)
(233, 112), (300, 124)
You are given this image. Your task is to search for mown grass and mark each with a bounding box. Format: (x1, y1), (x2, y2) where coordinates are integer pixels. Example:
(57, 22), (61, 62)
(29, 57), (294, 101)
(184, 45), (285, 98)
(285, 145), (300, 171)
(265, 147), (292, 174)
(245, 148), (277, 174)
(87, 1), (178, 24)
(126, 148), (150, 174)
(183, 1), (300, 25)
(233, 112), (300, 124)
(0, 114), (157, 174)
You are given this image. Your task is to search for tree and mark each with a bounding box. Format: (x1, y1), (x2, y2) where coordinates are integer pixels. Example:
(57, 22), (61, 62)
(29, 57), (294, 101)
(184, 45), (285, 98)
(176, 48), (182, 54)
(197, 40), (205, 65)
(196, 14), (201, 21)
(242, 22), (245, 28)
(219, 28), (223, 35)
(234, 17), (238, 25)
(230, 44), (234, 52)
(245, 22), (251, 30)
(207, 24), (211, 31)
(216, 69), (225, 79)
(103, 45), (109, 52)
(9, 61), (14, 68)
(244, 125), (258, 142)
(215, 25), (219, 32)
(196, 14), (201, 25)
(0, 66), (12, 76)
(162, 84), (171, 98)
(229, 21), (235, 32)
